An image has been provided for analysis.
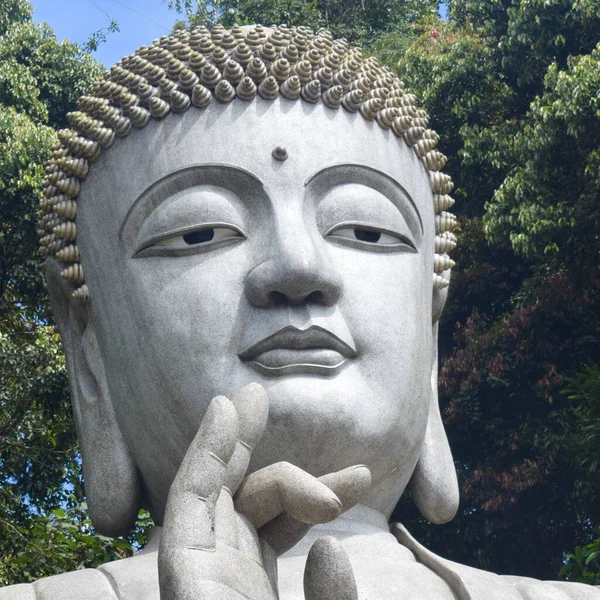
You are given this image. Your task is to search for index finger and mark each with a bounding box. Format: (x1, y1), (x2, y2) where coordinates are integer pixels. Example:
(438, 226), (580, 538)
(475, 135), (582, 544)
(230, 382), (269, 451)
(161, 395), (238, 550)
(258, 465), (371, 555)
(224, 382), (269, 494)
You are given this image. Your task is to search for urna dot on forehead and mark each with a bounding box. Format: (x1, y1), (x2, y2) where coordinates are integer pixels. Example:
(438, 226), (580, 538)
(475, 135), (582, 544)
(38, 23), (458, 302)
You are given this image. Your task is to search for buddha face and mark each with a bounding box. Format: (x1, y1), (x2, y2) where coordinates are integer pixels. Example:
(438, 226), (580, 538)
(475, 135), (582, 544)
(74, 98), (437, 521)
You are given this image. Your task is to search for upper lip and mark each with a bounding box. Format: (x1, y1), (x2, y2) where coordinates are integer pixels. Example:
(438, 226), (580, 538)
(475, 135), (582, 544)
(239, 326), (357, 361)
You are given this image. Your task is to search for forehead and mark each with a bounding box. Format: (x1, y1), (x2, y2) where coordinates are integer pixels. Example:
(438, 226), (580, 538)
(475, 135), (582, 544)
(78, 98), (434, 232)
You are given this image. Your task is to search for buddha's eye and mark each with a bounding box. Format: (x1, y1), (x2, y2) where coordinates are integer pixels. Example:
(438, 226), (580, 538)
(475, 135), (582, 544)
(326, 224), (416, 252)
(134, 224), (244, 257)
(158, 227), (242, 247)
(333, 227), (400, 245)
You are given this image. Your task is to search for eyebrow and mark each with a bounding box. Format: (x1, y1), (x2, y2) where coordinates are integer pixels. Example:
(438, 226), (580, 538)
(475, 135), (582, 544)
(304, 163), (423, 234)
(119, 163), (264, 240)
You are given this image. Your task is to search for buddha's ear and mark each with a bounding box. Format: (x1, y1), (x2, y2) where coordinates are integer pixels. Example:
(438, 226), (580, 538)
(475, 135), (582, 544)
(46, 259), (142, 537)
(407, 277), (459, 524)
(432, 274), (450, 326)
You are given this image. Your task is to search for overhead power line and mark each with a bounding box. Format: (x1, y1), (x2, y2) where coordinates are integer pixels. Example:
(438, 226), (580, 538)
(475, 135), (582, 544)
(105, 0), (171, 31)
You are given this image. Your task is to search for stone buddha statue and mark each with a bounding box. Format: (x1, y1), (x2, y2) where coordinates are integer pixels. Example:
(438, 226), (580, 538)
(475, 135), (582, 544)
(2, 24), (598, 600)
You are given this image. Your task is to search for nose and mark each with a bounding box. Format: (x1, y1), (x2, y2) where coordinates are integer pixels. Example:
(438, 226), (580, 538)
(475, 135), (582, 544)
(245, 233), (342, 308)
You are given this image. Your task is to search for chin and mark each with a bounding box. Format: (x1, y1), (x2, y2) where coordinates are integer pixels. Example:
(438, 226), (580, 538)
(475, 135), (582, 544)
(245, 368), (424, 484)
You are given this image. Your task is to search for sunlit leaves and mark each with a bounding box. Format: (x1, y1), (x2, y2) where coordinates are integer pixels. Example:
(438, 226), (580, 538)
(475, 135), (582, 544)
(168, 0), (440, 44)
(0, 0), (146, 585)
(376, 0), (600, 582)
(485, 45), (600, 260)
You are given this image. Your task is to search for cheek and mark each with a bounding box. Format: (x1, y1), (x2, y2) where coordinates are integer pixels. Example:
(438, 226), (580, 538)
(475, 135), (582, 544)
(333, 248), (431, 415)
(333, 248), (430, 351)
(95, 248), (250, 437)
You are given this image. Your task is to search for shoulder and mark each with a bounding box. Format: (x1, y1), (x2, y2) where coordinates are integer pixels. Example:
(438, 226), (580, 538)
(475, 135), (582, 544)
(502, 576), (600, 600)
(0, 551), (159, 600)
(0, 569), (117, 600)
(391, 523), (600, 600)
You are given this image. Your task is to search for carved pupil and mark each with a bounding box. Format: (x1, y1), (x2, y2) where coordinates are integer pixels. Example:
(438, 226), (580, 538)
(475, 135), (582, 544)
(354, 229), (381, 243)
(184, 229), (214, 245)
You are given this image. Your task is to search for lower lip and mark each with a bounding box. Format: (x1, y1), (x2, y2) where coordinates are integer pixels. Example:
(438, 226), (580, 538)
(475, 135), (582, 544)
(246, 349), (348, 377)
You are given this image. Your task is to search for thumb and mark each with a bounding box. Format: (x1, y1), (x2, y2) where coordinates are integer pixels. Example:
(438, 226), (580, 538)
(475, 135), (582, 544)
(303, 536), (358, 600)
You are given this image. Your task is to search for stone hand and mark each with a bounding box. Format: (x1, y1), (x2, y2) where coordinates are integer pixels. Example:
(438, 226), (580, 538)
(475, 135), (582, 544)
(158, 382), (371, 600)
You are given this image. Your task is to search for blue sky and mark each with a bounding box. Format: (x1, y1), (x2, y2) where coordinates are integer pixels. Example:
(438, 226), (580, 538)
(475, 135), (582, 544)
(33, 1), (447, 68)
(33, 0), (181, 67)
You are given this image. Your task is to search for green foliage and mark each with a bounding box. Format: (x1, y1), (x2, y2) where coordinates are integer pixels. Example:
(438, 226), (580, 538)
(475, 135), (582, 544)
(168, 0), (440, 44)
(485, 46), (600, 261)
(84, 17), (120, 53)
(0, 500), (153, 585)
(82, 1), (120, 53)
(561, 538), (600, 586)
(376, 0), (600, 583)
(0, 0), (151, 585)
(449, 0), (600, 89)
(0, 0), (104, 322)
(373, 19), (520, 219)
(0, 21), (103, 130)
(0, 107), (55, 315)
(0, 0), (32, 36)
(564, 365), (600, 478)
(0, 326), (71, 510)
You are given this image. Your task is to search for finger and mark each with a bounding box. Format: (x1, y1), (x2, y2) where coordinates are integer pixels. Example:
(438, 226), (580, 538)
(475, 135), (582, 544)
(319, 465), (371, 512)
(235, 462), (342, 528)
(223, 383), (269, 494)
(258, 465), (371, 556)
(304, 536), (358, 600)
(230, 382), (269, 451)
(171, 395), (239, 497)
(214, 487), (240, 550)
(161, 395), (238, 550)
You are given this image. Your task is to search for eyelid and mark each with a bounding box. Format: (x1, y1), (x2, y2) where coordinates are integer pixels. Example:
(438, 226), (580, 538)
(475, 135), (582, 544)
(120, 164), (263, 243)
(305, 163), (423, 237)
(324, 221), (416, 249)
(133, 222), (246, 256)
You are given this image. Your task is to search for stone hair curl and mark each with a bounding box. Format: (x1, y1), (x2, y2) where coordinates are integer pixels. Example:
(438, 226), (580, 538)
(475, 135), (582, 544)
(38, 24), (457, 302)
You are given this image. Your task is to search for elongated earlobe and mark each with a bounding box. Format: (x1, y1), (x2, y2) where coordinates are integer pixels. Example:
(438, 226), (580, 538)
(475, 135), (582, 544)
(408, 322), (459, 524)
(46, 259), (142, 537)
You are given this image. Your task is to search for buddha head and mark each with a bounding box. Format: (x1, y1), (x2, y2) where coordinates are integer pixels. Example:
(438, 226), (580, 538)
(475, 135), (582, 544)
(40, 24), (459, 538)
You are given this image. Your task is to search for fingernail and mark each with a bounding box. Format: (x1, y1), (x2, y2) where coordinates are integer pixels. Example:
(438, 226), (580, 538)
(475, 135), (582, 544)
(328, 493), (342, 509)
(212, 395), (229, 407)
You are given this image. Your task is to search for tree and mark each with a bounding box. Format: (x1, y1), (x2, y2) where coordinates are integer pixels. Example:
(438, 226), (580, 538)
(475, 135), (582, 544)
(485, 45), (600, 264)
(561, 365), (600, 586)
(0, 0), (149, 585)
(372, 1), (600, 580)
(168, 0), (440, 44)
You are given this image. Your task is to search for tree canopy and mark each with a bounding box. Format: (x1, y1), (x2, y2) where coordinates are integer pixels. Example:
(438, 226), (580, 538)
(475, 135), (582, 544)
(168, 0), (440, 43)
(0, 0), (148, 586)
(371, 0), (600, 580)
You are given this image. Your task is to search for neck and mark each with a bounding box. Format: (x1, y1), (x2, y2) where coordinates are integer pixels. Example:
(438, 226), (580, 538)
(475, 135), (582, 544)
(281, 503), (390, 556)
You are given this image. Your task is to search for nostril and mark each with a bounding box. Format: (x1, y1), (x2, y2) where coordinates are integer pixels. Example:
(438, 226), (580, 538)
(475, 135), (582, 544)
(305, 291), (326, 304)
(268, 291), (288, 307)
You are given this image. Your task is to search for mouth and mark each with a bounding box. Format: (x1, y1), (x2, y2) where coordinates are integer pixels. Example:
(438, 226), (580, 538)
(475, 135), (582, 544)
(238, 326), (357, 377)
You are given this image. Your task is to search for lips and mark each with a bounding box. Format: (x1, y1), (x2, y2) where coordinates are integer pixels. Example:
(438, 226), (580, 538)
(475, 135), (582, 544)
(238, 326), (357, 377)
